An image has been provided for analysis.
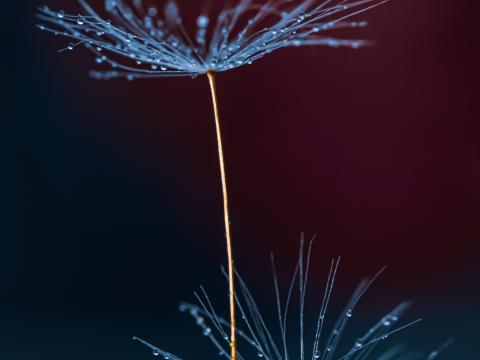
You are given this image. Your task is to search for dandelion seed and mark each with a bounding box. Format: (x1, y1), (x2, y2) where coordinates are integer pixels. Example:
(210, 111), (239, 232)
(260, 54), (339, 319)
(134, 239), (450, 359)
(37, 0), (387, 80)
(37, 2), (398, 360)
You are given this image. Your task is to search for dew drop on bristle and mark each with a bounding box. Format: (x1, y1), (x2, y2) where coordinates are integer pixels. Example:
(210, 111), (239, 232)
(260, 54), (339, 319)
(67, 43), (74, 50)
(197, 15), (209, 28)
(148, 6), (158, 17)
(152, 350), (160, 356)
(346, 309), (353, 317)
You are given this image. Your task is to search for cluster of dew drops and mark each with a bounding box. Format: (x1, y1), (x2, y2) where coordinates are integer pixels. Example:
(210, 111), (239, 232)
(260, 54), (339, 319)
(38, 1), (371, 81)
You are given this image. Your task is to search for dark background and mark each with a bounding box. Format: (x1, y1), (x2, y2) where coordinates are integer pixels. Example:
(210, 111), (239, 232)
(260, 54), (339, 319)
(7, 0), (479, 359)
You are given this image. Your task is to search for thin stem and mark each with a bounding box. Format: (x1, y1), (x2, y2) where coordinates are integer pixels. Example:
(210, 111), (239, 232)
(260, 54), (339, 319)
(207, 71), (237, 360)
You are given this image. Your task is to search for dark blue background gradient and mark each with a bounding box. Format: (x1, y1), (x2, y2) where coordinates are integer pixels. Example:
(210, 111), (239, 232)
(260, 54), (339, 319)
(7, 0), (479, 359)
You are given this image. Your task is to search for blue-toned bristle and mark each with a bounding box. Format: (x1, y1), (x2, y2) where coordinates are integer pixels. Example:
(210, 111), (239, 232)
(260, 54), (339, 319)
(37, 0), (388, 80)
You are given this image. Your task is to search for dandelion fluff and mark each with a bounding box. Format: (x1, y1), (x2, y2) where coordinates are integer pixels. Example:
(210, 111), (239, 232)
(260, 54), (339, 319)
(134, 239), (451, 359)
(37, 0), (387, 80)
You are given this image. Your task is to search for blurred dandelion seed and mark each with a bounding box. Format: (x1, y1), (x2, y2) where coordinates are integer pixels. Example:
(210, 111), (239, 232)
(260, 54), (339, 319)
(133, 238), (451, 360)
(37, 1), (390, 359)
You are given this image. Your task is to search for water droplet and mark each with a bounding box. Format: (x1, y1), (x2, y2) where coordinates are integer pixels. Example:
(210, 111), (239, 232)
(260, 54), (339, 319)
(346, 309), (353, 318)
(382, 319), (391, 326)
(297, 12), (306, 22)
(355, 340), (362, 348)
(148, 6), (158, 17)
(160, 66), (167, 71)
(77, 16), (85, 25)
(351, 41), (361, 49)
(144, 16), (153, 28)
(314, 351), (320, 359)
(326, 347), (332, 352)
(203, 327), (211, 336)
(67, 43), (74, 50)
(57, 10), (65, 18)
(197, 15), (209, 28)
(257, 352), (263, 357)
(153, 349), (160, 356)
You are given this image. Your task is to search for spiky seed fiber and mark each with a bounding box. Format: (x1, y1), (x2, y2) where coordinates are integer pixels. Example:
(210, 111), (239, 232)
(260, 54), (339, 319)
(37, 0), (388, 80)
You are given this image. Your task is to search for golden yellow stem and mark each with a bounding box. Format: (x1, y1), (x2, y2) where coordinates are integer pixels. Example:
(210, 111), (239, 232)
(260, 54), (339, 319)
(207, 71), (237, 360)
